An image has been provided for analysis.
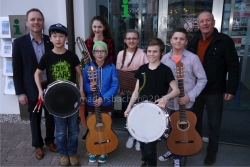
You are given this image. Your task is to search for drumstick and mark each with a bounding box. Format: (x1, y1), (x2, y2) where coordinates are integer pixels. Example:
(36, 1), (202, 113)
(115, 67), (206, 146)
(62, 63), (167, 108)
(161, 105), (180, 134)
(33, 98), (43, 112)
(37, 98), (43, 112)
(37, 100), (42, 112)
(33, 104), (38, 113)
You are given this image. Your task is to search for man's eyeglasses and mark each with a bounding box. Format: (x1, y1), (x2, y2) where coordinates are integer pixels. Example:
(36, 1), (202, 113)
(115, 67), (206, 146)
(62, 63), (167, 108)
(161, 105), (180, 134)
(125, 38), (138, 41)
(94, 50), (106, 54)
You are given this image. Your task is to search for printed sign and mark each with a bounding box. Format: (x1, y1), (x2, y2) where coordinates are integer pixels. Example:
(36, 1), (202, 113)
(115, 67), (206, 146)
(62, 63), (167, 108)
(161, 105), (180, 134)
(9, 15), (27, 38)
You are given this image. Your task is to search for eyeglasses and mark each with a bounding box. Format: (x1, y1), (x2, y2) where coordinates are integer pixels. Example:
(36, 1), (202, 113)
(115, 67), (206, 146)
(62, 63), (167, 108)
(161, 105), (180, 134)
(94, 50), (106, 54)
(125, 38), (138, 41)
(198, 19), (213, 24)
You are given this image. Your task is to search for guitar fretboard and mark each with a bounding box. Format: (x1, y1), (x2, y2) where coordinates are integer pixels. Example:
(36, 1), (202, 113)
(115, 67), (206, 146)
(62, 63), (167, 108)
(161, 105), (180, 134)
(178, 78), (187, 122)
(93, 90), (102, 124)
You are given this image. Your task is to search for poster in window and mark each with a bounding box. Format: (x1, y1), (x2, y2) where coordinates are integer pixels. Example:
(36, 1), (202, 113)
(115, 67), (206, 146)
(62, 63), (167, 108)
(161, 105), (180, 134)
(0, 17), (11, 38)
(4, 76), (15, 95)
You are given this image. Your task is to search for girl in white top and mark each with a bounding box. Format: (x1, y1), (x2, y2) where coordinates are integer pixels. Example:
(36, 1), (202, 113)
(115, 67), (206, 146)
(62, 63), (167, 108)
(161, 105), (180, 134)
(116, 29), (148, 151)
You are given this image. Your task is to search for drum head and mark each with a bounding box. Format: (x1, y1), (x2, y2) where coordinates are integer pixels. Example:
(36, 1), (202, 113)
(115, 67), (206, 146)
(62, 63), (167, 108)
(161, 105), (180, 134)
(44, 82), (81, 118)
(127, 102), (168, 143)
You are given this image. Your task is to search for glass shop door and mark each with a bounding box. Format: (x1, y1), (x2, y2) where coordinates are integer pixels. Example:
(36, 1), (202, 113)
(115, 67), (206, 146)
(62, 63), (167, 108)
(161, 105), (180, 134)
(221, 0), (250, 111)
(109, 0), (159, 53)
(158, 0), (218, 52)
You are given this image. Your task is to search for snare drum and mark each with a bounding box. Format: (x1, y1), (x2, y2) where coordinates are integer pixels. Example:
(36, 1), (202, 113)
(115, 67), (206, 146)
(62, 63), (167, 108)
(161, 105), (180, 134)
(44, 80), (81, 118)
(126, 101), (169, 143)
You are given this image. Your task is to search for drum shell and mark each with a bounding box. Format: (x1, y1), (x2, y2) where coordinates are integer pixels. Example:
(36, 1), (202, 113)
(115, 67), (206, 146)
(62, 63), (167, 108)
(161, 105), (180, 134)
(126, 101), (169, 143)
(44, 80), (81, 118)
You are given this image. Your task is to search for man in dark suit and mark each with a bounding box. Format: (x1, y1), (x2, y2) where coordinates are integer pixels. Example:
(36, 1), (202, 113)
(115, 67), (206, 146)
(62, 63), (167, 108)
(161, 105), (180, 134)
(12, 8), (57, 160)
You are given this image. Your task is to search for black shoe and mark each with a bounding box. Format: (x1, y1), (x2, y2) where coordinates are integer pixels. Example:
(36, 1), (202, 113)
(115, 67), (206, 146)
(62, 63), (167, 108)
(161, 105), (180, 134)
(204, 153), (216, 166)
(141, 161), (148, 166)
(82, 129), (89, 141)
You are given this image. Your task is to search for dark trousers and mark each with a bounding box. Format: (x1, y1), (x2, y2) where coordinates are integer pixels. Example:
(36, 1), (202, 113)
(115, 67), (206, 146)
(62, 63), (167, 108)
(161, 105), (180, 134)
(28, 100), (55, 148)
(140, 140), (158, 166)
(193, 94), (223, 154)
(122, 94), (130, 112)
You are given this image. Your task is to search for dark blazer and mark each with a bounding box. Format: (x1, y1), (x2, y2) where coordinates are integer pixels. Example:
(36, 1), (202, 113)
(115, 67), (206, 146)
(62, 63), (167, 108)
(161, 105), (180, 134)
(12, 34), (53, 101)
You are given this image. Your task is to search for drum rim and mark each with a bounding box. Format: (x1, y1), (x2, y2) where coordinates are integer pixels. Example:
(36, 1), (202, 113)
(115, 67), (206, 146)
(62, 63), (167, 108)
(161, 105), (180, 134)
(44, 81), (81, 118)
(126, 101), (168, 142)
(46, 80), (77, 91)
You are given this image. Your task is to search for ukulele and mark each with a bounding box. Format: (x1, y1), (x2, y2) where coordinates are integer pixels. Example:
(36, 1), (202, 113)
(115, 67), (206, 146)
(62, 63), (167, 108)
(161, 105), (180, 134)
(167, 61), (202, 156)
(85, 66), (118, 155)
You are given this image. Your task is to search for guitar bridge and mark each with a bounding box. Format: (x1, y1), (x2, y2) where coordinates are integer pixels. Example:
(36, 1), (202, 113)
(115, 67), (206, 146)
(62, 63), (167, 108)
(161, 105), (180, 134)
(175, 140), (194, 143)
(94, 139), (110, 145)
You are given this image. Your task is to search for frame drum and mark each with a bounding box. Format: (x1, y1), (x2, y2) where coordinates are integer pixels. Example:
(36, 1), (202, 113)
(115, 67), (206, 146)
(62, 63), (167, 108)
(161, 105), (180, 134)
(126, 101), (169, 143)
(44, 80), (81, 118)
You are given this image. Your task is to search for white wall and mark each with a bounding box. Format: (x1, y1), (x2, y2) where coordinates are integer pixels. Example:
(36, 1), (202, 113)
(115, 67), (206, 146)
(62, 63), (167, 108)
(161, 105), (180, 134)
(74, 0), (96, 60)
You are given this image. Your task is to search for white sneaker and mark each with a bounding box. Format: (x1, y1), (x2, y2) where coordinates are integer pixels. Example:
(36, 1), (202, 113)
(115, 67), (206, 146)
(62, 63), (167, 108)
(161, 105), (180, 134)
(174, 159), (180, 167)
(126, 136), (134, 148)
(158, 151), (173, 161)
(135, 140), (140, 151)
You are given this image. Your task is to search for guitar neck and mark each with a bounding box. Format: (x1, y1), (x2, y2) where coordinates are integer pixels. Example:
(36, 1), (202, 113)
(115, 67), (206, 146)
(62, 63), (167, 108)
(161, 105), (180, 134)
(93, 90), (102, 123)
(178, 78), (186, 122)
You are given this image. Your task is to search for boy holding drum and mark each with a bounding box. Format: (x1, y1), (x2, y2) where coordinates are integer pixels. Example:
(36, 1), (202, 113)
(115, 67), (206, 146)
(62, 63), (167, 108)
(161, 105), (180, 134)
(124, 38), (180, 166)
(34, 23), (84, 166)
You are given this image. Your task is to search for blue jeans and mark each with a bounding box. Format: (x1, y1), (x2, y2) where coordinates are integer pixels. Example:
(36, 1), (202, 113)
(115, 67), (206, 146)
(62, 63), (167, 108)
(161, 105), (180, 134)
(193, 94), (223, 154)
(54, 111), (80, 156)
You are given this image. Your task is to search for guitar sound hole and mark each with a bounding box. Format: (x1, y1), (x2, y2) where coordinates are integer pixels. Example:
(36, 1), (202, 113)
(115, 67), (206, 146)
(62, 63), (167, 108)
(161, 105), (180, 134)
(177, 121), (189, 131)
(94, 123), (106, 132)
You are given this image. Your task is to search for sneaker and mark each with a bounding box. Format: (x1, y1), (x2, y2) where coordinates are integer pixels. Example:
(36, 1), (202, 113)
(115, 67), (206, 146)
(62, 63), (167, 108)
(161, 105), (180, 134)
(204, 153), (216, 166)
(98, 154), (108, 163)
(126, 136), (135, 148)
(60, 156), (70, 166)
(89, 153), (96, 162)
(82, 129), (89, 141)
(141, 161), (148, 166)
(158, 151), (173, 161)
(173, 159), (180, 167)
(69, 154), (78, 166)
(135, 140), (140, 151)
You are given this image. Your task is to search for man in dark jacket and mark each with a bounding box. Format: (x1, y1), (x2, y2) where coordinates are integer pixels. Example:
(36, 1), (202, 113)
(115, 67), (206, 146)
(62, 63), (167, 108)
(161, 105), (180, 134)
(12, 8), (57, 160)
(187, 11), (239, 166)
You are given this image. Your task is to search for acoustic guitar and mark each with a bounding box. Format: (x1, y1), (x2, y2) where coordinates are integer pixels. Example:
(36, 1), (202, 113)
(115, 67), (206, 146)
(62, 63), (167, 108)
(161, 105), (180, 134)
(167, 61), (202, 156)
(85, 66), (118, 155)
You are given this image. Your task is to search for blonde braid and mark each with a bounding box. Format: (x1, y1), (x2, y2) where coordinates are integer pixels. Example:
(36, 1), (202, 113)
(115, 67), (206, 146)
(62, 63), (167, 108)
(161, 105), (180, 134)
(127, 46), (138, 68)
(120, 43), (128, 69)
